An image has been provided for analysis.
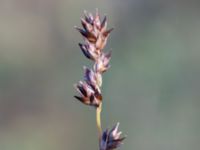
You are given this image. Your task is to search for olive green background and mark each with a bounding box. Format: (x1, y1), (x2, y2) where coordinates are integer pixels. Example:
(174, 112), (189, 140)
(0, 0), (200, 150)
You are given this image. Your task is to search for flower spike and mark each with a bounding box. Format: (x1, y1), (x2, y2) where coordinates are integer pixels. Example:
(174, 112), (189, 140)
(100, 123), (126, 150)
(74, 10), (126, 150)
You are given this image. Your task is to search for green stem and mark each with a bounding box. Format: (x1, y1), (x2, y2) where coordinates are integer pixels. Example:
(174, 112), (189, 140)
(96, 102), (102, 141)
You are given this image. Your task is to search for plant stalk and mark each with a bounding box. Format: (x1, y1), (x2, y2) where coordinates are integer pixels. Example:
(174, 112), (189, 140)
(96, 102), (102, 140)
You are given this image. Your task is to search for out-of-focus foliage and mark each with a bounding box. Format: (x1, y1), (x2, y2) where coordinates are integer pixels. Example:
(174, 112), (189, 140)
(0, 0), (200, 150)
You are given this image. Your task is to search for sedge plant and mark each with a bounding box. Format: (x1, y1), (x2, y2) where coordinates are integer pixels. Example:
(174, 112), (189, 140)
(74, 10), (126, 150)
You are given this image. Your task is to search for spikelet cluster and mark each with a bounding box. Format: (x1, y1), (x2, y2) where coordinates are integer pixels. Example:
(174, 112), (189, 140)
(100, 123), (126, 150)
(74, 10), (126, 150)
(74, 10), (112, 107)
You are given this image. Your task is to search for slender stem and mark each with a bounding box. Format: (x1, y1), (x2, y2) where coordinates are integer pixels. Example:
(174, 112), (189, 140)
(96, 102), (102, 140)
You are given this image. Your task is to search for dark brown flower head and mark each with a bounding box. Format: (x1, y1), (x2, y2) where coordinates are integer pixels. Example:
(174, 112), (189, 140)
(100, 123), (126, 150)
(74, 10), (112, 108)
(76, 10), (113, 52)
(74, 81), (102, 107)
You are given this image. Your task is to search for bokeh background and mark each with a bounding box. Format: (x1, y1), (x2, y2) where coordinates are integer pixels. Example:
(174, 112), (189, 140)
(0, 0), (200, 150)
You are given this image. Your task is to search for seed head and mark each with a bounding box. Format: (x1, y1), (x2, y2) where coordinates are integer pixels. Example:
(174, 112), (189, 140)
(74, 81), (102, 107)
(74, 10), (112, 107)
(74, 10), (126, 150)
(75, 10), (113, 54)
(100, 123), (126, 150)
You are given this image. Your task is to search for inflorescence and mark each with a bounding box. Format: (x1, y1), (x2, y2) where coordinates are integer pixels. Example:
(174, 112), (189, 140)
(74, 10), (126, 150)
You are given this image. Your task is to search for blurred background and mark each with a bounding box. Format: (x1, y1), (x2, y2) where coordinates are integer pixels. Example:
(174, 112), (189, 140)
(0, 0), (200, 150)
